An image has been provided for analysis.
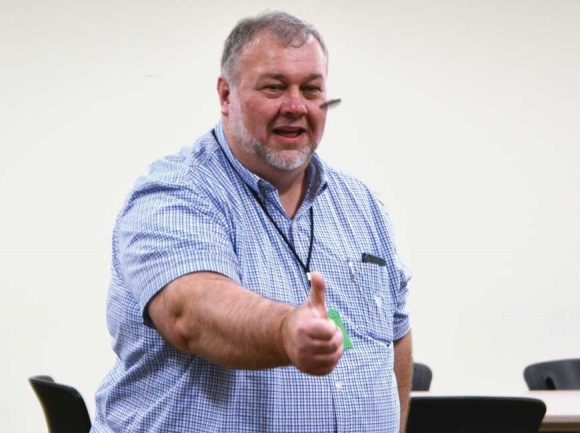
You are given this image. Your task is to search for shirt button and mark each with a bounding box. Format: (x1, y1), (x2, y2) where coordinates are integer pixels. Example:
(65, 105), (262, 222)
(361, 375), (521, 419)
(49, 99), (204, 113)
(335, 381), (343, 390)
(374, 295), (383, 308)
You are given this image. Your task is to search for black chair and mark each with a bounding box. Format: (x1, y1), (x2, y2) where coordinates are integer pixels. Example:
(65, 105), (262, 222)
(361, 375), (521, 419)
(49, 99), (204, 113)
(524, 358), (580, 390)
(29, 375), (92, 433)
(407, 396), (546, 433)
(412, 362), (433, 391)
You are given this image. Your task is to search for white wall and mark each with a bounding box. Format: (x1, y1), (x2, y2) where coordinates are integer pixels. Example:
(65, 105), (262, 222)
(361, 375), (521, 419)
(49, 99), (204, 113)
(2, 1), (579, 431)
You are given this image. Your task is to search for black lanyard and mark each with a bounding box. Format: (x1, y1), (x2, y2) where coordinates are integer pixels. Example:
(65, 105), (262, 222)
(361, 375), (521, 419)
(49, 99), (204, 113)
(250, 188), (314, 275)
(211, 129), (314, 276)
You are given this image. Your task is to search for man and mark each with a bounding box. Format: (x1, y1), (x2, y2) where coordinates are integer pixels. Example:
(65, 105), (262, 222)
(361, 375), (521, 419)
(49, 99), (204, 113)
(93, 10), (412, 433)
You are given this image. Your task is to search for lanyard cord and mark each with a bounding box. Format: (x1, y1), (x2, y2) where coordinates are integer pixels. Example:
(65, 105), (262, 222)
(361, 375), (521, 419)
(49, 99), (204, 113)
(211, 129), (314, 276)
(250, 188), (314, 275)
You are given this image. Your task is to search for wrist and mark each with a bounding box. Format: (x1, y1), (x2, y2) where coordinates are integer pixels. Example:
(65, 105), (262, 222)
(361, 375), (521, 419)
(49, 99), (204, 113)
(277, 309), (293, 366)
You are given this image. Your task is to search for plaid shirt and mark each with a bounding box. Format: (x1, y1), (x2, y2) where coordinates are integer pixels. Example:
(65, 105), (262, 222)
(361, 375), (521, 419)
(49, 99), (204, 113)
(93, 123), (411, 433)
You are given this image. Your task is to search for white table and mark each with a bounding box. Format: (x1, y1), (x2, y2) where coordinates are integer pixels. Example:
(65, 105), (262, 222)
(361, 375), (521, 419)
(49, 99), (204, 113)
(527, 391), (580, 432)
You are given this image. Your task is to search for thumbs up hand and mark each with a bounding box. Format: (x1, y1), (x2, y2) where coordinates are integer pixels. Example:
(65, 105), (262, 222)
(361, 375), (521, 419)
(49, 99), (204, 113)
(282, 272), (344, 376)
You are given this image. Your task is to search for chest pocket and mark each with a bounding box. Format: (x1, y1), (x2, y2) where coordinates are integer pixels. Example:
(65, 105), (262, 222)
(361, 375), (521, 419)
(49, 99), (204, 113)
(324, 256), (394, 344)
(354, 259), (394, 342)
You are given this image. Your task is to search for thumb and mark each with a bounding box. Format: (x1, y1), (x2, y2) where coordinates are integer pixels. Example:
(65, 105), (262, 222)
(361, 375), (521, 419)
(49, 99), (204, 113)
(308, 271), (327, 318)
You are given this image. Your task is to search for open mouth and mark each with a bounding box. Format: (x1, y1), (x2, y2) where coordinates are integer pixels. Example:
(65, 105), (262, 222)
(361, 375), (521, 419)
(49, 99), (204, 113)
(272, 127), (306, 138)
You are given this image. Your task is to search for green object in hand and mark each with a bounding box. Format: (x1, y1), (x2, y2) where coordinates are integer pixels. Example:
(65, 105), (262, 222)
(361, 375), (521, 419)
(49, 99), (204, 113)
(327, 310), (353, 350)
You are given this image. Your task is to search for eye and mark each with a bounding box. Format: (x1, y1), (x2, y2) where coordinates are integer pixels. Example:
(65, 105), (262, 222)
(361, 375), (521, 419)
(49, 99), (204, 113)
(264, 84), (283, 92)
(303, 85), (322, 96)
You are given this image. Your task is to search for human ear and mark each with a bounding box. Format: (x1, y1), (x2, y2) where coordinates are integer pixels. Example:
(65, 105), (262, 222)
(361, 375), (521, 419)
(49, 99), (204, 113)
(217, 76), (231, 116)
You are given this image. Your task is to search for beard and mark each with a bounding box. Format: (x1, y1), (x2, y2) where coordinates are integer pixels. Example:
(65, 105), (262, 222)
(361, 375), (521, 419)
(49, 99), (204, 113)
(229, 102), (319, 171)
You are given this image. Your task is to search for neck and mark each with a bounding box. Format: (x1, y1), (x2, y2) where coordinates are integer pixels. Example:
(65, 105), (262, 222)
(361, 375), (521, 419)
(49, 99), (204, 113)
(276, 170), (308, 218)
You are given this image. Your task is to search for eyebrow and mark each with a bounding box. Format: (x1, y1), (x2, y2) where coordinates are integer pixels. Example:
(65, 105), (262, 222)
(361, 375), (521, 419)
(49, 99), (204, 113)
(260, 73), (324, 82)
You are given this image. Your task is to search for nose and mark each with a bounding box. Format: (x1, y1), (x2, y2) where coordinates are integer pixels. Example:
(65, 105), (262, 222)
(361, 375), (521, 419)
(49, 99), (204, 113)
(280, 89), (308, 117)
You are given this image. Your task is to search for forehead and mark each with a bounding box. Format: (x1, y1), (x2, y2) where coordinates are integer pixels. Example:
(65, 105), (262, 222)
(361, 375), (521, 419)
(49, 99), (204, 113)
(236, 30), (328, 81)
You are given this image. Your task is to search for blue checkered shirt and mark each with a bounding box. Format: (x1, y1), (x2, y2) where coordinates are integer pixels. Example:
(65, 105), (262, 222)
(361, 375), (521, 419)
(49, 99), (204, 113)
(92, 123), (411, 433)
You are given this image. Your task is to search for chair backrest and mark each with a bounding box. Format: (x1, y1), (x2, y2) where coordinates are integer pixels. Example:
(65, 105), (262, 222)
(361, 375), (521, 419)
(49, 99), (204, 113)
(29, 375), (92, 433)
(412, 362), (433, 391)
(524, 358), (580, 390)
(407, 396), (546, 433)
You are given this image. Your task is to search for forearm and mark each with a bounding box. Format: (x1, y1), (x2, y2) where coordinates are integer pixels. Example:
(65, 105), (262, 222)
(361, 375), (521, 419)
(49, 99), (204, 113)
(394, 329), (413, 433)
(149, 271), (295, 370)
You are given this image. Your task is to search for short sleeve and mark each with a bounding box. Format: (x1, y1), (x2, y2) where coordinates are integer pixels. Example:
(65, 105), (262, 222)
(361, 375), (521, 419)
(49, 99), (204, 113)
(369, 187), (412, 341)
(114, 179), (240, 326)
(392, 256), (412, 340)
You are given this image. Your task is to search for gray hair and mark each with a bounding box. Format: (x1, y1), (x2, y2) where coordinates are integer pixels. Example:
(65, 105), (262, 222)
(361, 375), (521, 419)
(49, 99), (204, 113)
(221, 10), (328, 86)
